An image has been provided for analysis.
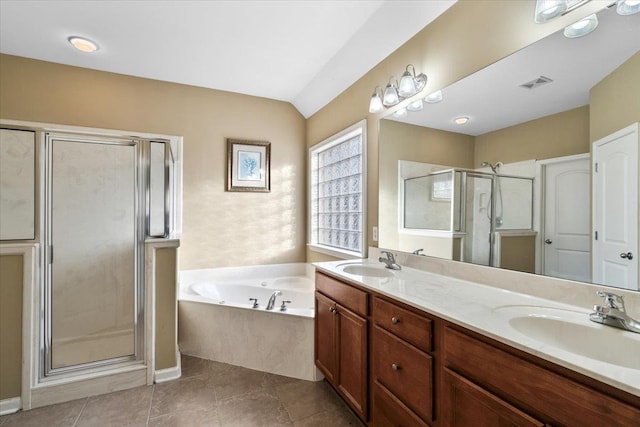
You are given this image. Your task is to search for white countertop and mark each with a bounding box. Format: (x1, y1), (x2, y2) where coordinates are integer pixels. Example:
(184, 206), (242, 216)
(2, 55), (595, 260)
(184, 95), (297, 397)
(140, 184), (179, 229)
(314, 259), (640, 398)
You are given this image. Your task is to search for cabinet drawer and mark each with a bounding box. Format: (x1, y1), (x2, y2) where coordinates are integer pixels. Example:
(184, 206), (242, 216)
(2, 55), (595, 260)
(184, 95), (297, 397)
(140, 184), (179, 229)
(373, 297), (432, 353)
(444, 326), (640, 427)
(373, 326), (433, 423)
(373, 381), (429, 427)
(316, 272), (368, 317)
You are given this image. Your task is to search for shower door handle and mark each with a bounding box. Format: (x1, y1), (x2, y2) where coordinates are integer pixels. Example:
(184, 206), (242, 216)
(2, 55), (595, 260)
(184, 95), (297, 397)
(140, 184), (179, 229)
(545, 239), (552, 244)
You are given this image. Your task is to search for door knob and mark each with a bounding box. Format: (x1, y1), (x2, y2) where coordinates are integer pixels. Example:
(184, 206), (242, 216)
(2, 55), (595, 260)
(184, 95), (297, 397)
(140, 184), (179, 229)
(620, 252), (633, 260)
(545, 239), (552, 244)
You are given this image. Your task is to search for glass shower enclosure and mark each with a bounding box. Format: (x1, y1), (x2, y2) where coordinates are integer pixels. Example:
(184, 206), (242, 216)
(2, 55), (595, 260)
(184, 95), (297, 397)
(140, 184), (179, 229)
(403, 168), (533, 266)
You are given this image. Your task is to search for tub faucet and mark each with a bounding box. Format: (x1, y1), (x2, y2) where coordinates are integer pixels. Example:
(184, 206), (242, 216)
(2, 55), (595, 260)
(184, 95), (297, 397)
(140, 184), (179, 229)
(379, 251), (401, 270)
(590, 291), (640, 334)
(266, 290), (282, 310)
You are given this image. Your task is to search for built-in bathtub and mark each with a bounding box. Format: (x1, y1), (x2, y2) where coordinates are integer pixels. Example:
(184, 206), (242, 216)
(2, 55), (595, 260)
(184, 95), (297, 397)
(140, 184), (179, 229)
(178, 263), (322, 381)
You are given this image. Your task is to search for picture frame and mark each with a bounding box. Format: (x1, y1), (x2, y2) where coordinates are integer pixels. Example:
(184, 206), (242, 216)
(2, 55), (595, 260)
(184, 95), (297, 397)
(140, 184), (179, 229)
(226, 138), (271, 192)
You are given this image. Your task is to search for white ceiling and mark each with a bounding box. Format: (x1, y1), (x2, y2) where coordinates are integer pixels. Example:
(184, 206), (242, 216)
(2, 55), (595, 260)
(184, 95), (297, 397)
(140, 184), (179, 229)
(389, 5), (640, 136)
(0, 0), (456, 118)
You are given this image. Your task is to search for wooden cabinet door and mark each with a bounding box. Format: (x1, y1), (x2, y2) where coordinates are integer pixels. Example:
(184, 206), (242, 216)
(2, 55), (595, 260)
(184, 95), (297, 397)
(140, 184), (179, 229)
(337, 303), (368, 421)
(443, 369), (544, 427)
(315, 291), (338, 383)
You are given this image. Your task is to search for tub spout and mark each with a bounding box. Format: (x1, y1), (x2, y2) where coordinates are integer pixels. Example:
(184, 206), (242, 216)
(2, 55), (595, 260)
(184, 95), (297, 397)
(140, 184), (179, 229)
(266, 290), (282, 310)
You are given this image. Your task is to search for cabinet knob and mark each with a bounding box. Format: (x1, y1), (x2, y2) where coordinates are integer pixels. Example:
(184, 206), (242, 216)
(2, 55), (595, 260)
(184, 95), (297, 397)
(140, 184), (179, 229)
(329, 306), (337, 314)
(391, 316), (400, 324)
(391, 363), (401, 371)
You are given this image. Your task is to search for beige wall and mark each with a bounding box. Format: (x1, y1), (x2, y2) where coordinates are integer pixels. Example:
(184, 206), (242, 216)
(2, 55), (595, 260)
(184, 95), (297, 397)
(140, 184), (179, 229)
(306, 0), (606, 261)
(590, 51), (640, 142)
(155, 248), (177, 370)
(475, 105), (590, 166)
(0, 255), (22, 400)
(0, 54), (307, 270)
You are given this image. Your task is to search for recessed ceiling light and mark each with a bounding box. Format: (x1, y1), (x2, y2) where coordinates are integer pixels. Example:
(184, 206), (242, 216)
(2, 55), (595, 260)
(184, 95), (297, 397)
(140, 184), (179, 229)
(393, 108), (408, 118)
(68, 36), (99, 53)
(454, 116), (469, 125)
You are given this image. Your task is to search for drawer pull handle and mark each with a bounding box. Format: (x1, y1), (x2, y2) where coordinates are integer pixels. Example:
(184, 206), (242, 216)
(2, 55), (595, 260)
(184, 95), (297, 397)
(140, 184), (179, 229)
(391, 363), (401, 371)
(391, 316), (400, 324)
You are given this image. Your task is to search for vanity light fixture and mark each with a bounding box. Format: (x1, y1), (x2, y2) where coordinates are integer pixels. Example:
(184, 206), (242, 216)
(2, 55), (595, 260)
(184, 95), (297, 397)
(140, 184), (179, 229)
(564, 13), (599, 38)
(383, 77), (400, 107)
(454, 116), (469, 125)
(424, 90), (443, 103)
(398, 64), (427, 98)
(617, 0), (640, 15)
(369, 87), (384, 114)
(407, 99), (424, 112)
(368, 64), (428, 113)
(393, 108), (408, 118)
(534, 0), (568, 23)
(68, 36), (99, 53)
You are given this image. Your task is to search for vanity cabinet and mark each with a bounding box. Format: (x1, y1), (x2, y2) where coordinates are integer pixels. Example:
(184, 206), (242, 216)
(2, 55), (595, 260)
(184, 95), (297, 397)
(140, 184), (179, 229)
(443, 325), (640, 427)
(314, 269), (640, 427)
(315, 272), (368, 421)
(372, 297), (435, 425)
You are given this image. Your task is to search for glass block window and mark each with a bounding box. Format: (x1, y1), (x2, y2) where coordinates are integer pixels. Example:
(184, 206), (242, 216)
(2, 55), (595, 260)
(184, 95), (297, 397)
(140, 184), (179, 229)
(309, 120), (366, 258)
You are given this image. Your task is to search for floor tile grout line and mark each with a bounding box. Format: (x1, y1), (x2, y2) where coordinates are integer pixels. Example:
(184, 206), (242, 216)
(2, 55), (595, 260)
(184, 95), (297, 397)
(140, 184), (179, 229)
(71, 397), (89, 427)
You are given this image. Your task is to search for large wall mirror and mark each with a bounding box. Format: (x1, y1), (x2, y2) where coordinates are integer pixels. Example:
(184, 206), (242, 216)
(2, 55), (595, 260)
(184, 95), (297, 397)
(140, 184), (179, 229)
(378, 5), (640, 291)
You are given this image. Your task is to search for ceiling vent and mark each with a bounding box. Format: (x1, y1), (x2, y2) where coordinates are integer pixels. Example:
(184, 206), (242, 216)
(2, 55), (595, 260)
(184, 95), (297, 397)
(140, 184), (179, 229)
(520, 76), (553, 90)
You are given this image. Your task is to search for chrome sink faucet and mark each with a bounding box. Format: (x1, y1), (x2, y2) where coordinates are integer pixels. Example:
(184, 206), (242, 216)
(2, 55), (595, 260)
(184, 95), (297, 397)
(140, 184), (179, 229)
(379, 251), (401, 270)
(590, 291), (640, 334)
(266, 290), (282, 310)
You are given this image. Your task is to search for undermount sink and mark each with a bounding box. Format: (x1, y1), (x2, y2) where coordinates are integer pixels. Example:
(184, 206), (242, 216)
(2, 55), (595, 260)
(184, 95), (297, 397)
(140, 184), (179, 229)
(494, 306), (640, 369)
(337, 263), (394, 278)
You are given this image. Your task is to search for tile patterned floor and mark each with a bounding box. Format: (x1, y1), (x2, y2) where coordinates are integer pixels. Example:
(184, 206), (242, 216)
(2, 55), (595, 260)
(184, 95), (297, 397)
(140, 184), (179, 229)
(0, 355), (364, 427)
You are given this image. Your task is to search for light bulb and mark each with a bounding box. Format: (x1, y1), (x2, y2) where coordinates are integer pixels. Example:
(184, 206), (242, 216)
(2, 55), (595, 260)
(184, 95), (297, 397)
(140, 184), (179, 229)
(398, 71), (417, 97)
(425, 90), (443, 103)
(564, 14), (598, 38)
(407, 99), (424, 112)
(369, 90), (383, 114)
(383, 82), (400, 107)
(393, 108), (408, 118)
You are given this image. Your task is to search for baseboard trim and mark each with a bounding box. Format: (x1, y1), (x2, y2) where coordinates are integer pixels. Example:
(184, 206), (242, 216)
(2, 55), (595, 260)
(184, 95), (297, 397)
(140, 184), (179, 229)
(0, 397), (21, 415)
(154, 365), (181, 383)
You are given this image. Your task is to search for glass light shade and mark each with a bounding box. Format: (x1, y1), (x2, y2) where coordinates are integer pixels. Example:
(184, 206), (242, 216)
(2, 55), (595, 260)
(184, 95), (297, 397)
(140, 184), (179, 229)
(393, 108), (408, 118)
(398, 71), (417, 97)
(534, 0), (568, 23)
(369, 90), (383, 114)
(407, 99), (424, 112)
(425, 90), (443, 103)
(68, 36), (99, 53)
(383, 82), (400, 107)
(617, 0), (640, 15)
(564, 14), (598, 38)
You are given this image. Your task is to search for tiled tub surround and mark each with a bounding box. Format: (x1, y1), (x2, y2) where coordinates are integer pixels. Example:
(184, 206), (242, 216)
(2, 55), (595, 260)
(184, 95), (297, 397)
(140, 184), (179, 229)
(179, 263), (322, 381)
(315, 249), (640, 398)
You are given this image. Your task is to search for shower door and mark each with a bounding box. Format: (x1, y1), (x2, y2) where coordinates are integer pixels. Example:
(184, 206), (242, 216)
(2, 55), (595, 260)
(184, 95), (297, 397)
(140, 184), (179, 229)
(45, 134), (143, 375)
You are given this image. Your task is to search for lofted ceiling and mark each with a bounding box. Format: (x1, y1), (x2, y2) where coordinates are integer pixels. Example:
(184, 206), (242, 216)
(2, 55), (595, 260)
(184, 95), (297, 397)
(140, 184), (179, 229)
(0, 0), (456, 118)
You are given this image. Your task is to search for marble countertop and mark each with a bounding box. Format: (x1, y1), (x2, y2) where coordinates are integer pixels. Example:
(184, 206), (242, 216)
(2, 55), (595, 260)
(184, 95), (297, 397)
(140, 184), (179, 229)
(314, 259), (640, 398)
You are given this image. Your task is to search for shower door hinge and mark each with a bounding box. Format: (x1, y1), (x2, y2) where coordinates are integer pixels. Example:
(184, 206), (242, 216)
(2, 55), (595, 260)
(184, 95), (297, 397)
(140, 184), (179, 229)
(594, 162), (598, 173)
(49, 245), (53, 264)
(595, 231), (598, 241)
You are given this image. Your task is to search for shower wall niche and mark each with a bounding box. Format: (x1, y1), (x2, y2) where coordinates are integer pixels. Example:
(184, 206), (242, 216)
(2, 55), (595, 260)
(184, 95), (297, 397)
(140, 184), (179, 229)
(402, 166), (534, 267)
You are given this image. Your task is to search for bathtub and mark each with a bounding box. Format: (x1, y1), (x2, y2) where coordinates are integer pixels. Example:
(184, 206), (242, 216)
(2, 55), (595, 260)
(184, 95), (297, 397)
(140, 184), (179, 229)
(178, 263), (322, 381)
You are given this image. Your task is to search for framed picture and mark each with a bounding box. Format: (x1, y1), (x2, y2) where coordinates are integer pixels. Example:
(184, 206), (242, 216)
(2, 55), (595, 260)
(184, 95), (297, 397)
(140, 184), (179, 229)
(226, 139), (271, 192)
